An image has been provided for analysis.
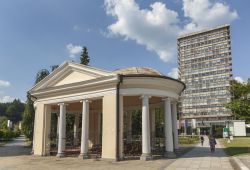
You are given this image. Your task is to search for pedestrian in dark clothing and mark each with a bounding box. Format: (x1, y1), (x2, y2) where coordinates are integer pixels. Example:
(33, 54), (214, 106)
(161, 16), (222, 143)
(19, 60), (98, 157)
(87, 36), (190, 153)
(209, 135), (217, 153)
(200, 136), (204, 146)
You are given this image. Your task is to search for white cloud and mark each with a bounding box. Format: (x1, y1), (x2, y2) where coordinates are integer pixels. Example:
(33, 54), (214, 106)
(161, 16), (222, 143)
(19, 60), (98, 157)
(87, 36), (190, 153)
(73, 25), (81, 31)
(182, 0), (238, 33)
(0, 80), (10, 88)
(104, 0), (238, 62)
(168, 68), (179, 79)
(66, 43), (82, 58)
(234, 76), (244, 83)
(104, 0), (181, 62)
(0, 96), (15, 103)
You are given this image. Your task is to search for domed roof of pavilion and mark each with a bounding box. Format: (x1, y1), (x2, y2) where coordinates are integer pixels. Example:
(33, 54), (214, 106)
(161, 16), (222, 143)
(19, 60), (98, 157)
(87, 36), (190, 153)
(113, 67), (163, 76)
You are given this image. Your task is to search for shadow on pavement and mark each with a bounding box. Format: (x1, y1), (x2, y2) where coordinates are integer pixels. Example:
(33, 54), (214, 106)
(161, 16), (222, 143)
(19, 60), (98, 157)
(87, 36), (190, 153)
(179, 146), (229, 158)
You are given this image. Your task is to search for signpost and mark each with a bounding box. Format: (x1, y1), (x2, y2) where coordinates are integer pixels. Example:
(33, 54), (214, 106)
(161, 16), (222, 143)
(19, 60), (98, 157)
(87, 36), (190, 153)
(223, 127), (229, 138)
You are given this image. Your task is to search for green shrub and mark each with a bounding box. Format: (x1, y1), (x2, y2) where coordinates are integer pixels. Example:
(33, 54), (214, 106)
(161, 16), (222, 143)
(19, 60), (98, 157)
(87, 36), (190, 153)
(179, 135), (199, 144)
(214, 127), (223, 138)
(0, 129), (21, 140)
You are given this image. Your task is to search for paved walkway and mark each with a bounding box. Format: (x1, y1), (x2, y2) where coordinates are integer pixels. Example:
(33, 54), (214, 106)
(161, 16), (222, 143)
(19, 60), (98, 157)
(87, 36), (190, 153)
(238, 155), (250, 169)
(0, 135), (31, 157)
(0, 135), (235, 170)
(165, 136), (233, 170)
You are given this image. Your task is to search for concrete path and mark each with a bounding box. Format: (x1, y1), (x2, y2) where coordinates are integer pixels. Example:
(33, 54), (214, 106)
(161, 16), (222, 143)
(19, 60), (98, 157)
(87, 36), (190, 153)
(0, 135), (31, 157)
(238, 155), (250, 169)
(165, 136), (234, 170)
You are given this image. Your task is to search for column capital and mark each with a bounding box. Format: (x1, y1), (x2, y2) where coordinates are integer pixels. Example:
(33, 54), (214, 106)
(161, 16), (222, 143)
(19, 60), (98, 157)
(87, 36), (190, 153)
(171, 100), (178, 105)
(162, 97), (176, 102)
(80, 99), (91, 103)
(140, 95), (151, 99)
(58, 103), (68, 106)
(162, 97), (171, 101)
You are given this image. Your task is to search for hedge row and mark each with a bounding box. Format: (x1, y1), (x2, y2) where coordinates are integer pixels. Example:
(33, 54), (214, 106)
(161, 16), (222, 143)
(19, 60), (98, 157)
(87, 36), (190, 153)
(0, 129), (21, 141)
(179, 135), (200, 144)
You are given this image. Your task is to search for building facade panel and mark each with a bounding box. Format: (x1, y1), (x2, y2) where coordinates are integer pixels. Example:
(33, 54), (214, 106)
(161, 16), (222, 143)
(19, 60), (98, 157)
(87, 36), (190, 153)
(178, 25), (232, 123)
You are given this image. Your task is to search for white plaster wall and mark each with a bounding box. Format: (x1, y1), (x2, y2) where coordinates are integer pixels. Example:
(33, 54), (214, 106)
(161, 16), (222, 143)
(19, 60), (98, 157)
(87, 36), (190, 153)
(233, 121), (246, 136)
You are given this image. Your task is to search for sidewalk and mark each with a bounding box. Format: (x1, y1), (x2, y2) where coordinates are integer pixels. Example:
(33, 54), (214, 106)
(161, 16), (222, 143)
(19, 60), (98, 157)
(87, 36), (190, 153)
(237, 155), (250, 170)
(0, 135), (31, 157)
(165, 136), (233, 170)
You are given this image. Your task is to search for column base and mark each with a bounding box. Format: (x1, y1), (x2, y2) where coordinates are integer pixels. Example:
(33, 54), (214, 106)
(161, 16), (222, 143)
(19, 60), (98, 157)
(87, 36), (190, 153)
(140, 153), (152, 161)
(174, 148), (180, 154)
(56, 152), (65, 158)
(78, 153), (89, 159)
(164, 151), (176, 159)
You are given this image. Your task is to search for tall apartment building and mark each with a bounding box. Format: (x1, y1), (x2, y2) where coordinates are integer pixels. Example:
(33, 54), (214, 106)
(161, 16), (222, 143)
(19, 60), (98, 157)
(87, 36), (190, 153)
(178, 25), (233, 131)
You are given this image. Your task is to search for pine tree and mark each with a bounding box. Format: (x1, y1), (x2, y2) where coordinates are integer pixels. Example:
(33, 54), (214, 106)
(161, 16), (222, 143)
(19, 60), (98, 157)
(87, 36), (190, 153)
(80, 46), (90, 65)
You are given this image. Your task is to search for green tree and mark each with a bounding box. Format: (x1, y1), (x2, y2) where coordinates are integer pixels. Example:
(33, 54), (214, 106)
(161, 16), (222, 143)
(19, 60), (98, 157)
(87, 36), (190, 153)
(22, 69), (50, 140)
(5, 99), (24, 123)
(35, 69), (50, 84)
(226, 80), (250, 123)
(0, 103), (8, 117)
(22, 98), (35, 140)
(0, 116), (8, 129)
(50, 65), (59, 72)
(80, 46), (90, 65)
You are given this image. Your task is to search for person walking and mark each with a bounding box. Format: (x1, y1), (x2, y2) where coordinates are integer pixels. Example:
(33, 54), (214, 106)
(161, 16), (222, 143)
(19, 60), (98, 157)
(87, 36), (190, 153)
(209, 135), (217, 153)
(200, 136), (204, 146)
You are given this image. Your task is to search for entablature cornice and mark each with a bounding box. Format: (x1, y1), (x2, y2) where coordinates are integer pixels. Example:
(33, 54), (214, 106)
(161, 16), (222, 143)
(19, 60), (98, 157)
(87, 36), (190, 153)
(30, 75), (118, 99)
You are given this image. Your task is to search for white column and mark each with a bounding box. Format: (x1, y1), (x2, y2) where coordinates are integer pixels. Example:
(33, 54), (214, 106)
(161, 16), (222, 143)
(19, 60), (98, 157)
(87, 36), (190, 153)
(150, 108), (156, 148)
(140, 95), (152, 161)
(164, 98), (176, 158)
(127, 111), (132, 143)
(74, 114), (79, 146)
(79, 100), (89, 159)
(171, 101), (179, 151)
(119, 95), (124, 160)
(56, 103), (66, 157)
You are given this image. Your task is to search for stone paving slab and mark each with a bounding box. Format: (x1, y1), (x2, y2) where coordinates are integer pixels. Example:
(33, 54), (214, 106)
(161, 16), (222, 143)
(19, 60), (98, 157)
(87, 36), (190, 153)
(164, 136), (234, 170)
(0, 135), (174, 170)
(0, 156), (175, 170)
(238, 155), (250, 169)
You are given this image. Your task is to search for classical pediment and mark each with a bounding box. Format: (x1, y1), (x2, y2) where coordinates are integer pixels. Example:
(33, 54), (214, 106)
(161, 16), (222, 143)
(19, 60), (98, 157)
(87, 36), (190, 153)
(30, 61), (113, 92)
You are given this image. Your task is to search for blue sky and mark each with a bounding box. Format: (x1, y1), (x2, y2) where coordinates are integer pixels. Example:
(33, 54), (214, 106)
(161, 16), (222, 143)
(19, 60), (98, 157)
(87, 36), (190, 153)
(0, 0), (249, 102)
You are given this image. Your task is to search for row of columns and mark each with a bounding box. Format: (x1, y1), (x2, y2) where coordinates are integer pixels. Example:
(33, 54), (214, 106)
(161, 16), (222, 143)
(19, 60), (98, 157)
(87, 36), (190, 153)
(140, 96), (179, 160)
(56, 100), (90, 158)
(55, 96), (179, 160)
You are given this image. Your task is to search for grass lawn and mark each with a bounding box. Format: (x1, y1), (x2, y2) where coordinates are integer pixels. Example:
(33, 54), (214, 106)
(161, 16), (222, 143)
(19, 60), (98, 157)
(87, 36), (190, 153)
(220, 137), (250, 156)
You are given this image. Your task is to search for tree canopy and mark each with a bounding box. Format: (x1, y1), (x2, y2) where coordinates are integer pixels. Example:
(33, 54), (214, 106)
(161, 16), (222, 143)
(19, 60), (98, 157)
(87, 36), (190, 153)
(50, 65), (59, 72)
(35, 69), (50, 84)
(22, 98), (35, 139)
(0, 99), (24, 123)
(22, 67), (52, 140)
(80, 46), (90, 65)
(226, 80), (250, 123)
